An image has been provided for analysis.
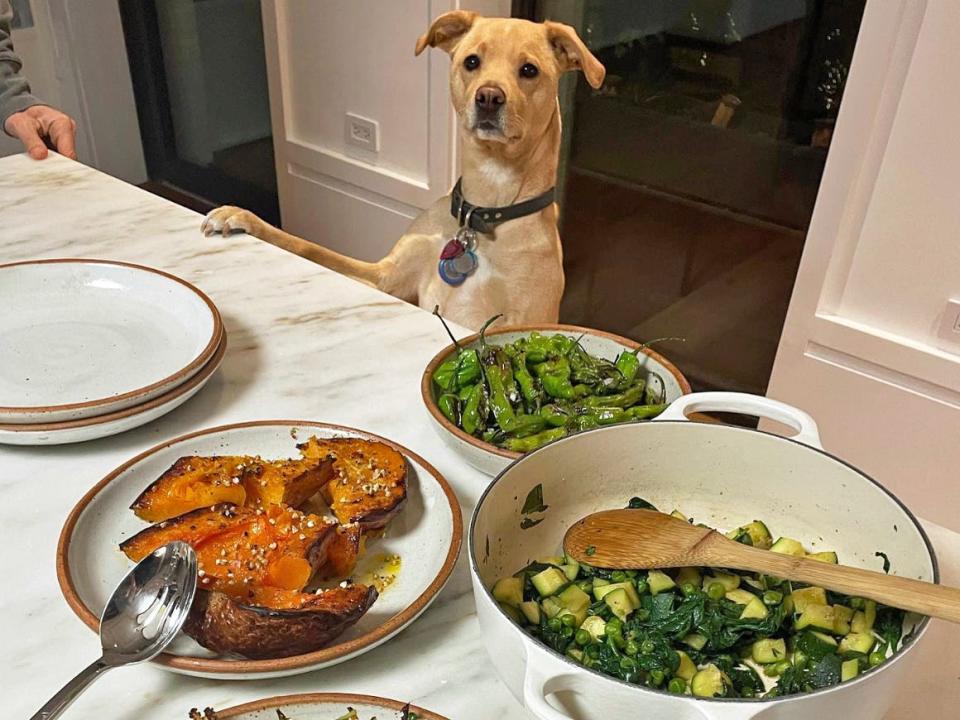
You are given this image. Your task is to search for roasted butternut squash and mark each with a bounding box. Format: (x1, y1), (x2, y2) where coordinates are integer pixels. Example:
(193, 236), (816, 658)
(130, 453), (334, 523)
(298, 437), (407, 530)
(120, 503), (337, 593)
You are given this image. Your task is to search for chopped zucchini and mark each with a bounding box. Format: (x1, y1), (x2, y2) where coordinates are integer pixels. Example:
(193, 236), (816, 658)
(850, 599), (877, 633)
(593, 581), (641, 608)
(691, 664), (727, 698)
(740, 596), (769, 620)
(703, 572), (740, 592)
(795, 604), (836, 633)
(591, 577), (610, 589)
(676, 567), (702, 588)
(841, 658), (860, 682)
(492, 577), (523, 607)
(839, 632), (875, 655)
(676, 650), (698, 680)
(541, 596), (563, 618)
(790, 586), (828, 614)
(725, 589), (757, 606)
(561, 561), (580, 582)
(682, 633), (708, 651)
(567, 647), (584, 663)
(794, 631), (838, 661)
(670, 509), (689, 522)
(647, 570), (676, 595)
(537, 555), (565, 566)
(603, 587), (633, 621)
(771, 537), (806, 557)
(519, 601), (541, 625)
(833, 604), (854, 635)
(752, 638), (787, 664)
(580, 615), (607, 641)
(531, 567), (568, 597)
(807, 551), (838, 564)
(728, 520), (774, 549)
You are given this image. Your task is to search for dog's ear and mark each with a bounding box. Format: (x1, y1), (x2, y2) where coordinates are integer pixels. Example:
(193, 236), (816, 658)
(544, 21), (605, 89)
(415, 11), (478, 56)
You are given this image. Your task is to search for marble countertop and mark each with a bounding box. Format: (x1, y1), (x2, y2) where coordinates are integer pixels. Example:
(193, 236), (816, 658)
(1, 154), (957, 718)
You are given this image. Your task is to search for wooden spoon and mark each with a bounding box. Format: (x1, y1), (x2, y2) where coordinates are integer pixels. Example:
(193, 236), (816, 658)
(563, 509), (960, 624)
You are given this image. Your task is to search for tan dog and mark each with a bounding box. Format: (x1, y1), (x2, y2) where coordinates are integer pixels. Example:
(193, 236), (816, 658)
(202, 12), (604, 330)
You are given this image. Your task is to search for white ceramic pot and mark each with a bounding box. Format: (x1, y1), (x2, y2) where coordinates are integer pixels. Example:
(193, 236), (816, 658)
(470, 392), (938, 720)
(422, 324), (691, 477)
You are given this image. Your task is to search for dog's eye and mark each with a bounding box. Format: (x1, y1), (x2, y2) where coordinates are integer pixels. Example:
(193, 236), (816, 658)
(464, 54), (481, 71)
(519, 63), (539, 79)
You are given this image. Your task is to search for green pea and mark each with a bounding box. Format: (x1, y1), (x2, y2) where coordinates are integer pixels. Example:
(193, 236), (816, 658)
(620, 657), (637, 672)
(625, 570), (638, 579)
(561, 613), (577, 628)
(575, 629), (591, 646)
(610, 570), (627, 583)
(869, 651), (886, 667)
(681, 582), (698, 597)
(585, 644), (601, 660)
(850, 597), (865, 610)
(605, 617), (623, 633)
(633, 608), (651, 622)
(577, 580), (593, 593)
(640, 640), (656, 655)
(668, 678), (686, 694)
(763, 590), (783, 605)
(635, 580), (649, 595)
(547, 618), (562, 633)
(707, 582), (726, 600)
(625, 641), (639, 656)
(650, 670), (665, 686)
(561, 625), (574, 639)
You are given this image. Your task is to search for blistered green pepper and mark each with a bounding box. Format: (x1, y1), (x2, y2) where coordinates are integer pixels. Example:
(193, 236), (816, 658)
(615, 349), (641, 386)
(431, 306), (482, 391)
(505, 413), (548, 438)
(437, 393), (461, 425)
(482, 346), (518, 431)
(506, 347), (542, 412)
(579, 381), (646, 409)
(502, 427), (568, 452)
(539, 404), (570, 427)
(461, 383), (484, 435)
(625, 403), (668, 420)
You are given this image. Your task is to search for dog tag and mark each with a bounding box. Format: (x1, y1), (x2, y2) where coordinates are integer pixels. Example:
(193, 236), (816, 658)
(440, 238), (465, 260)
(450, 249), (478, 276)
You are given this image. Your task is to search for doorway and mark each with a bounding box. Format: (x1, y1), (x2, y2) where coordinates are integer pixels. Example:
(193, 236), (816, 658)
(517, 0), (866, 395)
(119, 0), (279, 224)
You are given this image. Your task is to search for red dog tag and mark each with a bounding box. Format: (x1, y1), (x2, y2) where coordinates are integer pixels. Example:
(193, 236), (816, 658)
(440, 238), (465, 260)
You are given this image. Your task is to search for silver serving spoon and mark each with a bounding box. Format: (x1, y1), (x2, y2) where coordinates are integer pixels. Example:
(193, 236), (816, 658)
(32, 541), (197, 720)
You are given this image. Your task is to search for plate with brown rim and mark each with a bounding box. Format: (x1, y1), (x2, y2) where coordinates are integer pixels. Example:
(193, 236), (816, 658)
(0, 259), (222, 423)
(57, 421), (462, 679)
(189, 693), (449, 719)
(421, 324), (691, 476)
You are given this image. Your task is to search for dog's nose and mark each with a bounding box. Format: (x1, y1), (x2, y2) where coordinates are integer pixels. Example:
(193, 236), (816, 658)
(475, 85), (505, 111)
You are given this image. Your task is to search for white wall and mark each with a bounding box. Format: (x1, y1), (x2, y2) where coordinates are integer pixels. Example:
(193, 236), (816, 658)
(768, 0), (960, 530)
(262, 0), (510, 261)
(0, 0), (146, 184)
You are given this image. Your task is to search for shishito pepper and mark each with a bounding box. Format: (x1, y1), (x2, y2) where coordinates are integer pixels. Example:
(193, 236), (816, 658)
(539, 404), (570, 427)
(505, 413), (548, 438)
(437, 393), (461, 425)
(482, 346), (519, 431)
(505, 346), (543, 412)
(578, 381), (646, 409)
(626, 403), (668, 420)
(503, 427), (568, 452)
(431, 307), (482, 391)
(461, 383), (484, 435)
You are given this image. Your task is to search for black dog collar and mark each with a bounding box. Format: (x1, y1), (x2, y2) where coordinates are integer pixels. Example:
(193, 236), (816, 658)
(450, 178), (555, 234)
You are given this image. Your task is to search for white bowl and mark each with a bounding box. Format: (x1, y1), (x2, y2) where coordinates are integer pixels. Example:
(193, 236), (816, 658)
(421, 324), (691, 476)
(0, 259), (222, 423)
(470, 392), (937, 719)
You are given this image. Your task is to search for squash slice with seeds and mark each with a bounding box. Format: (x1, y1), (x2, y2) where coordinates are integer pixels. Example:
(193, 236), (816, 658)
(130, 453), (334, 523)
(298, 437), (407, 530)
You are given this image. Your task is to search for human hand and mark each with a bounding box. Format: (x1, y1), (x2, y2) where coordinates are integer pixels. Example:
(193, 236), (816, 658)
(4, 105), (77, 160)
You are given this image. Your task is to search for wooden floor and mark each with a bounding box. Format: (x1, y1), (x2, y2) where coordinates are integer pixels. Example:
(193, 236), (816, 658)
(559, 170), (805, 394)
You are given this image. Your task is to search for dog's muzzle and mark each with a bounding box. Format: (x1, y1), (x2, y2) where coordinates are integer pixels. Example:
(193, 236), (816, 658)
(472, 84), (506, 136)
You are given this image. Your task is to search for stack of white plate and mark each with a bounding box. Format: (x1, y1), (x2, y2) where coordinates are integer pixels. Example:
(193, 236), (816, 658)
(0, 259), (226, 445)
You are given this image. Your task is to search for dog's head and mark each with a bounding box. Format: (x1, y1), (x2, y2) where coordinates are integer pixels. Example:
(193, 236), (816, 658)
(415, 12), (604, 147)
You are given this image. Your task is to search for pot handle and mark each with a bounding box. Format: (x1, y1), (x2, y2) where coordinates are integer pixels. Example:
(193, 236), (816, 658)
(656, 391), (823, 450)
(522, 663), (580, 720)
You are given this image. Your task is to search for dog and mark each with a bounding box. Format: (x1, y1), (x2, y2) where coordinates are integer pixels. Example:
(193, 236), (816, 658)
(201, 12), (604, 330)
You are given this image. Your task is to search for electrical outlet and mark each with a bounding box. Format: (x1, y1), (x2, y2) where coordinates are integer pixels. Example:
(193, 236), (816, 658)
(345, 113), (379, 152)
(935, 298), (960, 350)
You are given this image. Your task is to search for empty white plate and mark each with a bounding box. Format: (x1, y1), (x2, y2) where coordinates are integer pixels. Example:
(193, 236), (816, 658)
(0, 259), (222, 423)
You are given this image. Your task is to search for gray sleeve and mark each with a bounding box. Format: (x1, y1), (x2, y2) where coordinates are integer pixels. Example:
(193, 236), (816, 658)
(1, 0), (42, 128)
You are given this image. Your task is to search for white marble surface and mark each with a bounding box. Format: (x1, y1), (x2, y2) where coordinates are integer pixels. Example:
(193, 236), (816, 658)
(1, 154), (958, 718)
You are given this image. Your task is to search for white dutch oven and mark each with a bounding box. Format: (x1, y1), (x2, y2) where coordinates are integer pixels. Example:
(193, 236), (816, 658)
(469, 392), (938, 720)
